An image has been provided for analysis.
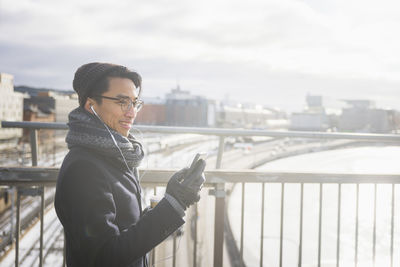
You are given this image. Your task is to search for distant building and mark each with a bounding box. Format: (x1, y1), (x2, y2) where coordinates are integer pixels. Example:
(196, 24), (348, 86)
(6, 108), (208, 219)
(22, 101), (56, 144)
(21, 89), (78, 145)
(216, 103), (287, 129)
(339, 100), (395, 133)
(15, 85), (75, 98)
(306, 95), (323, 108)
(135, 97), (166, 125)
(54, 94), (79, 122)
(165, 86), (215, 127)
(135, 87), (217, 127)
(23, 103), (55, 122)
(341, 100), (374, 109)
(290, 112), (330, 131)
(0, 73), (24, 142)
(290, 94), (330, 131)
(23, 91), (78, 123)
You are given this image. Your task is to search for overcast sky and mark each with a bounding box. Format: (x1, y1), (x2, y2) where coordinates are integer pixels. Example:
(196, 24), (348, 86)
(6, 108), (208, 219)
(1, 0), (399, 112)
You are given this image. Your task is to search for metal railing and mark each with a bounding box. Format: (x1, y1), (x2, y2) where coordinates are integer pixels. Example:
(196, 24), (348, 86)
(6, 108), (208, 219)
(1, 120), (400, 267)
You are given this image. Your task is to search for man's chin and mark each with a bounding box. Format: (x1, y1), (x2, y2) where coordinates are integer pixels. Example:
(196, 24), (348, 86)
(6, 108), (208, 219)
(121, 129), (130, 137)
(113, 128), (128, 137)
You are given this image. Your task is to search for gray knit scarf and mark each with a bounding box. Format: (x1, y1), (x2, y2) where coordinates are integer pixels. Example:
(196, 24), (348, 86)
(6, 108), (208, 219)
(66, 107), (144, 169)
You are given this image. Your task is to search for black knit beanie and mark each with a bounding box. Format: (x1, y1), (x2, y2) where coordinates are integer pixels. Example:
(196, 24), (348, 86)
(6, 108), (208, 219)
(72, 62), (142, 106)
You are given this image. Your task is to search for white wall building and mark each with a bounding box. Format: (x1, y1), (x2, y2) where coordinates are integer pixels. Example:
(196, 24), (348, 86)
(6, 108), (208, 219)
(54, 95), (79, 122)
(0, 73), (24, 140)
(25, 91), (79, 123)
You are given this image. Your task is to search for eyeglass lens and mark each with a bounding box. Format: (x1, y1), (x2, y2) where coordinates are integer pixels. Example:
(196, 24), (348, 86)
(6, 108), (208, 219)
(121, 99), (143, 112)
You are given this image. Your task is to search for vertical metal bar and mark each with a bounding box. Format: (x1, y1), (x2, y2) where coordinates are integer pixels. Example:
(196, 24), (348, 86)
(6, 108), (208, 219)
(336, 184), (342, 267)
(240, 182), (245, 261)
(390, 184), (395, 267)
(39, 187), (45, 267)
(172, 232), (177, 267)
(63, 231), (66, 267)
(372, 184), (377, 267)
(31, 129), (45, 266)
(318, 183), (323, 267)
(193, 203), (198, 267)
(151, 186), (156, 266)
(214, 135), (225, 267)
(53, 130), (56, 166)
(215, 136), (225, 169)
(15, 190), (21, 267)
(298, 183), (304, 267)
(260, 183), (265, 267)
(10, 187), (15, 247)
(30, 129), (38, 166)
(279, 183), (285, 267)
(213, 183), (225, 267)
(355, 184), (359, 267)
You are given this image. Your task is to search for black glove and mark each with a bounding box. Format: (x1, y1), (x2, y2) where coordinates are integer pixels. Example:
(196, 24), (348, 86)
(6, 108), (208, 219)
(166, 159), (206, 209)
(141, 206), (151, 217)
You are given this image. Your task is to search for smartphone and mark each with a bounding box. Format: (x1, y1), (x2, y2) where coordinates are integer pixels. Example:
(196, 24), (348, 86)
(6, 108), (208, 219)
(189, 152), (207, 171)
(183, 152), (207, 187)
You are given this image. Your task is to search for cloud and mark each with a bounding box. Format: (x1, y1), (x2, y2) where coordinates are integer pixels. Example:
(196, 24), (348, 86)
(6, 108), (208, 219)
(0, 0), (399, 111)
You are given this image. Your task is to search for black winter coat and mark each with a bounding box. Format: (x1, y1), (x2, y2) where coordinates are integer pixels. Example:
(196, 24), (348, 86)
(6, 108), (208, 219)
(55, 146), (184, 267)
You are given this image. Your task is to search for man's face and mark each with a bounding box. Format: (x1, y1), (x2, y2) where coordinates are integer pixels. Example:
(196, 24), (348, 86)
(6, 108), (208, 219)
(90, 77), (139, 137)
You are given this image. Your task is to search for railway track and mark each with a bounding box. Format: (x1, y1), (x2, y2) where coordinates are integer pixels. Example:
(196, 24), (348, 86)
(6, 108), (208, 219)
(0, 188), (55, 253)
(18, 205), (63, 267)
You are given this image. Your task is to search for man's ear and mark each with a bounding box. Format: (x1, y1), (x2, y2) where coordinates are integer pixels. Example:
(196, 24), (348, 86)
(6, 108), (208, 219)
(84, 98), (95, 114)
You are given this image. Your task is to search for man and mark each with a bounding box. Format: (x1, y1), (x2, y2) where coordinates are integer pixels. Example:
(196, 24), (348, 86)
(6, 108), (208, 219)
(55, 62), (206, 267)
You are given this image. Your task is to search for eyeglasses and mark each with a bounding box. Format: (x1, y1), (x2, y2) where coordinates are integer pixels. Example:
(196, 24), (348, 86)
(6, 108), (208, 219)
(92, 95), (144, 112)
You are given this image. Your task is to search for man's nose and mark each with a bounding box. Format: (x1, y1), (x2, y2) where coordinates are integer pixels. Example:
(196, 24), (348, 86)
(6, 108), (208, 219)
(124, 105), (136, 117)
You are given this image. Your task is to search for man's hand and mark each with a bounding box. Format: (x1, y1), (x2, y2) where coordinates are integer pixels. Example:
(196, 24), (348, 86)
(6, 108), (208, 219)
(165, 159), (206, 209)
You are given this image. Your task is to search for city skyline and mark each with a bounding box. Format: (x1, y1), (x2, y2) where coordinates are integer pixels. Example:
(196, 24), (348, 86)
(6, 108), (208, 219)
(1, 0), (400, 112)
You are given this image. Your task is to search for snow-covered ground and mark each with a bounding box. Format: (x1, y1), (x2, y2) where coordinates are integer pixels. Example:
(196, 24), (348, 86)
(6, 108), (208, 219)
(1, 206), (64, 267)
(258, 146), (400, 174)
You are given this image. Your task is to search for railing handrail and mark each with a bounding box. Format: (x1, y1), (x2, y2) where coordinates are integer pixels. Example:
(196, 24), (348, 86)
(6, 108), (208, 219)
(2, 120), (400, 142)
(1, 167), (400, 186)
